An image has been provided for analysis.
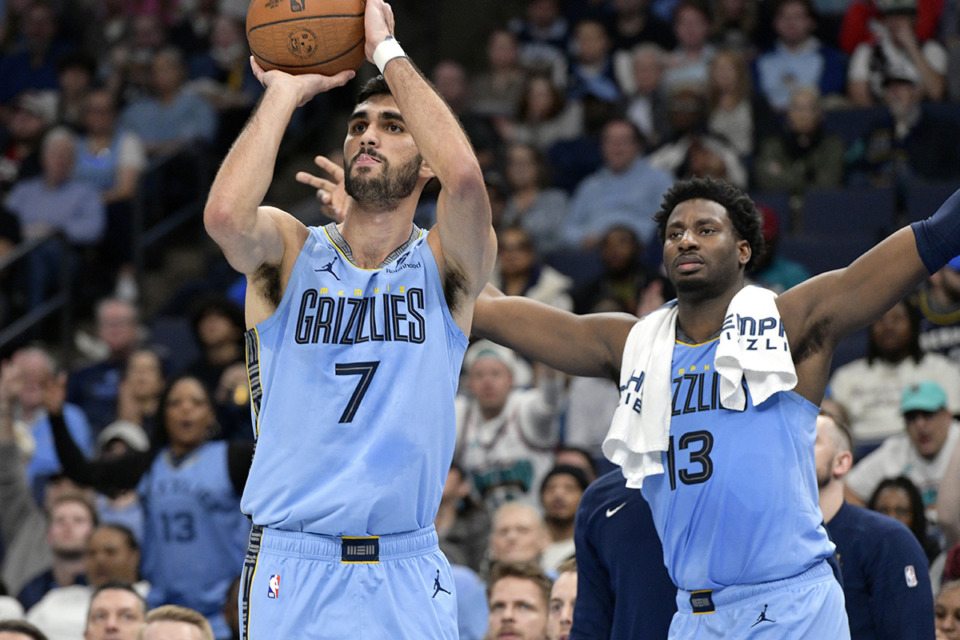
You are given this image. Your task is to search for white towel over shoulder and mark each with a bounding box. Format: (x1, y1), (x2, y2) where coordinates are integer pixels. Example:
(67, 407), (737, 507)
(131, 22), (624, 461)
(602, 286), (797, 489)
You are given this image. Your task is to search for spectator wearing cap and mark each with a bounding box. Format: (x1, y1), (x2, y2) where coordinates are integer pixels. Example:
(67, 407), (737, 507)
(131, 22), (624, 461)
(93, 420), (150, 543)
(915, 256), (960, 365)
(845, 380), (960, 520)
(847, 63), (960, 188)
(748, 204), (811, 294)
(847, 0), (947, 106)
(455, 340), (561, 512)
(539, 465), (589, 574)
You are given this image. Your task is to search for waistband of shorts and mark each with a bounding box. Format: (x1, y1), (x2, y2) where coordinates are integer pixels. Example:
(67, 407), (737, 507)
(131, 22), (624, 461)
(254, 524), (439, 560)
(676, 560), (834, 612)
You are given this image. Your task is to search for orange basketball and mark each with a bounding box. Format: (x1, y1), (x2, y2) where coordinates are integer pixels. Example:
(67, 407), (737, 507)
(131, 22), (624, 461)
(246, 0), (366, 75)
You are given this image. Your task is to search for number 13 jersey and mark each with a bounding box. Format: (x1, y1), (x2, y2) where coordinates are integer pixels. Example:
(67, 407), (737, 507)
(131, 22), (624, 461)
(241, 224), (468, 536)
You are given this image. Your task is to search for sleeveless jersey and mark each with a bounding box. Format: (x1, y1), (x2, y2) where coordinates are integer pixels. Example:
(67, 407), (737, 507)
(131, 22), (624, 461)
(241, 225), (468, 535)
(139, 441), (249, 624)
(638, 337), (834, 590)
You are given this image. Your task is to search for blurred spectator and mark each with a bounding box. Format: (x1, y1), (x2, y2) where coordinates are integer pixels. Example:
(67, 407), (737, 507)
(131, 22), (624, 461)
(92, 421), (149, 542)
(710, 0), (760, 56)
(491, 227), (574, 311)
(16, 494), (97, 611)
(139, 605), (214, 640)
(547, 558), (576, 640)
(508, 0), (570, 81)
(753, 0), (848, 112)
(0, 90), (57, 196)
(185, 12), (261, 157)
(847, 0), (947, 106)
(916, 257), (960, 364)
(117, 47), (217, 159)
(661, 0), (716, 94)
(220, 577), (240, 640)
(455, 340), (561, 510)
(183, 294), (244, 407)
(436, 463), (491, 574)
(430, 59), (501, 171)
(0, 2), (73, 104)
(26, 526), (147, 640)
(553, 446), (598, 484)
(115, 348), (165, 435)
(168, 0), (219, 56)
(4, 347), (94, 500)
(609, 0), (676, 53)
(565, 19), (622, 105)
(488, 502), (549, 570)
(500, 74), (584, 152)
(815, 412), (936, 640)
(54, 53), (96, 130)
(106, 14), (169, 103)
(839, 0), (944, 56)
(572, 226), (655, 315)
(67, 298), (141, 434)
(754, 85), (846, 194)
(847, 72), (960, 187)
(748, 204), (811, 294)
(563, 118), (675, 249)
(451, 564), (490, 640)
(935, 580), (960, 639)
(49, 375), (252, 638)
(500, 143), (570, 255)
(570, 469), (676, 640)
(0, 598), (24, 622)
(81, 581), (148, 640)
(0, 620), (49, 640)
(487, 563), (551, 640)
(868, 476), (942, 564)
(845, 381), (960, 518)
(470, 29), (527, 120)
(706, 49), (754, 156)
(622, 43), (672, 148)
(829, 300), (960, 450)
(646, 86), (748, 188)
(539, 465), (588, 573)
(0, 206), (27, 327)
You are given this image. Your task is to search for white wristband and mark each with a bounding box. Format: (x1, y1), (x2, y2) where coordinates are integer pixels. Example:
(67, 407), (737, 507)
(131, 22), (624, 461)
(373, 37), (406, 74)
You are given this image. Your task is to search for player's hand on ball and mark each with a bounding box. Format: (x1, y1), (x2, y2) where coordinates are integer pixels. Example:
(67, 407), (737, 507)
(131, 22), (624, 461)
(249, 57), (355, 107)
(364, 0), (396, 62)
(296, 155), (348, 222)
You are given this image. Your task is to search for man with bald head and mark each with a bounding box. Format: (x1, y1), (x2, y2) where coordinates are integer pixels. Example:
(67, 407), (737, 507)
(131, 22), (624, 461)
(489, 502), (548, 569)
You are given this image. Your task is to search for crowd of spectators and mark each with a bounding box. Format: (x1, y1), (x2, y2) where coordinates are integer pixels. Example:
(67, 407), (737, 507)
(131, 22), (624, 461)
(3, 0), (960, 637)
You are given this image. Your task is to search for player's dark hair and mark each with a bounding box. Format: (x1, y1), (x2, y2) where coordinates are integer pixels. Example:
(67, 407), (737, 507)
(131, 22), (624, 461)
(356, 75), (392, 104)
(866, 298), (923, 365)
(487, 562), (553, 607)
(0, 619), (49, 640)
(654, 177), (765, 271)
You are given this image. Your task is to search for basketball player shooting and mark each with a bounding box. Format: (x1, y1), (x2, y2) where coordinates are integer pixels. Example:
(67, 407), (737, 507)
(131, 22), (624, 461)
(470, 177), (960, 638)
(203, 0), (496, 637)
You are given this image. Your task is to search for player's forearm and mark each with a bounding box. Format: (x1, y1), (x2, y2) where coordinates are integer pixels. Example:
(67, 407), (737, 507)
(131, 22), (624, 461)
(381, 57), (484, 194)
(204, 84), (298, 246)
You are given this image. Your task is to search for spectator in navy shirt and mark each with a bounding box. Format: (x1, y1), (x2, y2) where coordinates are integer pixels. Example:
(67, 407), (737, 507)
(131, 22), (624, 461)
(816, 410), (935, 640)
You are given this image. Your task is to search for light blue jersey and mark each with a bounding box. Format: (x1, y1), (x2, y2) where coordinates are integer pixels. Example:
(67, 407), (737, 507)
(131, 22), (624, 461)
(241, 224), (468, 536)
(640, 337), (834, 591)
(139, 441), (250, 638)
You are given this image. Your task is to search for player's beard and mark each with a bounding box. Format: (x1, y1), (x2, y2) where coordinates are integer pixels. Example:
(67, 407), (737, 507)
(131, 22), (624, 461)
(345, 152), (422, 211)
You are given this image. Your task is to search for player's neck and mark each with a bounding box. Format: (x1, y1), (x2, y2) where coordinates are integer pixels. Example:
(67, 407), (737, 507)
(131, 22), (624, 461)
(676, 285), (741, 344)
(339, 206), (417, 269)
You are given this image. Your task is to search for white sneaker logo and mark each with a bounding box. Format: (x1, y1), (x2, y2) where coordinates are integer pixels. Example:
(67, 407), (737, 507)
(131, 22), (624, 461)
(605, 502), (627, 518)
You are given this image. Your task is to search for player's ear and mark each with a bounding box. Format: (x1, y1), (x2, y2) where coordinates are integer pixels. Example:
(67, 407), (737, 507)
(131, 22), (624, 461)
(419, 159), (435, 180)
(737, 239), (751, 266)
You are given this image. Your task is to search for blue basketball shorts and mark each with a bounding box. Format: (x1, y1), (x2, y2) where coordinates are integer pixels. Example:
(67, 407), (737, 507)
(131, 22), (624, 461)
(669, 561), (849, 639)
(239, 524), (458, 640)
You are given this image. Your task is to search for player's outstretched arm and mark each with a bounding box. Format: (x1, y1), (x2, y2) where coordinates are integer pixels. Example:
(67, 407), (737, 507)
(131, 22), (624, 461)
(779, 187), (960, 397)
(363, 0), (495, 316)
(204, 60), (355, 275)
(474, 285), (635, 379)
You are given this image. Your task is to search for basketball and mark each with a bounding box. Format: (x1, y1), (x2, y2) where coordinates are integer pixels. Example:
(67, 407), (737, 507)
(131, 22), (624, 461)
(246, 0), (366, 76)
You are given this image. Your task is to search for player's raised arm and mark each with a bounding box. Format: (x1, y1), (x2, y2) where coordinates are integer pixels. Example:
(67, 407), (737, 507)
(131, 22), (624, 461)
(474, 285), (635, 379)
(363, 0), (496, 321)
(779, 187), (960, 395)
(203, 60), (355, 276)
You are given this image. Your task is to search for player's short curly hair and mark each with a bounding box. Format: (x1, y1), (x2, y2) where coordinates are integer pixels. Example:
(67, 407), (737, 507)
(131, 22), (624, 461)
(653, 177), (765, 271)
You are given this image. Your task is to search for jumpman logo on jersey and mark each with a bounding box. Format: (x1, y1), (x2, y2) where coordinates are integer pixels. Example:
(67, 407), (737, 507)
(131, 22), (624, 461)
(432, 570), (451, 598)
(750, 604), (776, 627)
(315, 255), (340, 280)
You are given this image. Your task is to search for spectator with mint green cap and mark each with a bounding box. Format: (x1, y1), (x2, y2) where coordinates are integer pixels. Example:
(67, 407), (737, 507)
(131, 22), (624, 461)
(845, 380), (960, 521)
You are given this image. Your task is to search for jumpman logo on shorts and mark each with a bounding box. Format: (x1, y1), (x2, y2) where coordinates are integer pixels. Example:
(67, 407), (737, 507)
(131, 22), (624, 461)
(315, 255), (340, 280)
(432, 570), (451, 598)
(750, 604), (776, 627)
